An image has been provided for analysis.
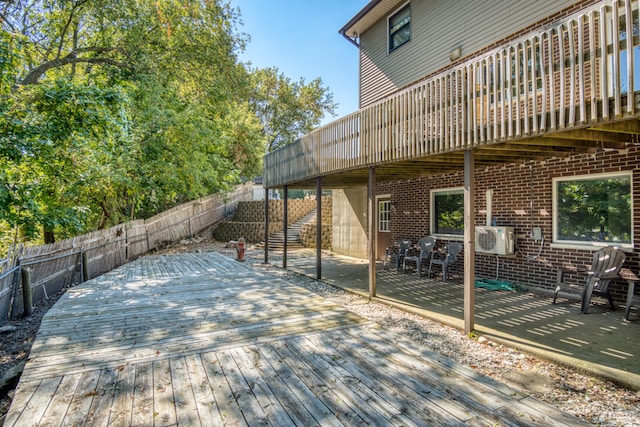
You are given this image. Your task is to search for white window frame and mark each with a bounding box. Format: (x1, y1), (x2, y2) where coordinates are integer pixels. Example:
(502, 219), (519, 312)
(378, 199), (391, 232)
(551, 171), (634, 251)
(388, 2), (411, 53)
(430, 187), (464, 239)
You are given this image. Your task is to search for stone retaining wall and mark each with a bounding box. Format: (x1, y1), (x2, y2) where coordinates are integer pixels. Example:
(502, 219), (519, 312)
(212, 198), (318, 244)
(232, 199), (315, 225)
(213, 222), (282, 243)
(299, 197), (333, 249)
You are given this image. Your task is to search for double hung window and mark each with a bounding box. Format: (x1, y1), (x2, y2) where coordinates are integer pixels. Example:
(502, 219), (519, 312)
(389, 3), (411, 52)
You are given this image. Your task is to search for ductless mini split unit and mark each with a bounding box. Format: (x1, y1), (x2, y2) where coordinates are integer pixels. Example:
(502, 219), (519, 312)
(475, 226), (515, 255)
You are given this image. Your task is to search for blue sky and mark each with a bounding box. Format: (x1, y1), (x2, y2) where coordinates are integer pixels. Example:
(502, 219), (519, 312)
(230, 0), (369, 124)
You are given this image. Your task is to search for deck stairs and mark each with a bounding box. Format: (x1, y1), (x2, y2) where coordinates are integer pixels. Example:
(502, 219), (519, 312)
(257, 208), (317, 251)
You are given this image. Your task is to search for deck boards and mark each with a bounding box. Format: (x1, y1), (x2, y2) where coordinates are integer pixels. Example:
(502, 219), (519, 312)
(5, 252), (587, 426)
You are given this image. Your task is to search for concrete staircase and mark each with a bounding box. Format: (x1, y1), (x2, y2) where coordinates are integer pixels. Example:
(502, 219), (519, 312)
(258, 209), (317, 251)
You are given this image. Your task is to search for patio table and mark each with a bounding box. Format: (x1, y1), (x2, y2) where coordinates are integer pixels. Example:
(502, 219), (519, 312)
(621, 268), (639, 321)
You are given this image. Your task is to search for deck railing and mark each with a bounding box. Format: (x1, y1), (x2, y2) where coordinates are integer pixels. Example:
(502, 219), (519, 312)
(264, 0), (640, 188)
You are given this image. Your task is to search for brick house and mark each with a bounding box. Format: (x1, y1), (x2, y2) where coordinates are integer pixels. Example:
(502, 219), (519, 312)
(262, 0), (640, 332)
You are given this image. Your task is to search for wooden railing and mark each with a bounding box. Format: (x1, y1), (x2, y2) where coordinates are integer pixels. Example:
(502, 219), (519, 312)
(264, 0), (640, 188)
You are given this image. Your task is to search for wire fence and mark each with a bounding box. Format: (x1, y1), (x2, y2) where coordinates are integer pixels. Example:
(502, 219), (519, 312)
(0, 183), (253, 324)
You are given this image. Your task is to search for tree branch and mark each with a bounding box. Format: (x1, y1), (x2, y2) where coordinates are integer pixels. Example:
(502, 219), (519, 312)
(56, 0), (90, 59)
(19, 47), (130, 85)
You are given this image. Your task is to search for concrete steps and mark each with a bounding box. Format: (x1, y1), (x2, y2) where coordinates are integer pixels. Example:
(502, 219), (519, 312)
(257, 209), (317, 251)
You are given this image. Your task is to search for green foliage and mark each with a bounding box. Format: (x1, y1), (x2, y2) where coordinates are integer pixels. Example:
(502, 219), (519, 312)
(287, 189), (314, 199)
(0, 1), (334, 252)
(249, 67), (337, 152)
(434, 192), (464, 235)
(0, 78), (134, 241)
(557, 176), (631, 243)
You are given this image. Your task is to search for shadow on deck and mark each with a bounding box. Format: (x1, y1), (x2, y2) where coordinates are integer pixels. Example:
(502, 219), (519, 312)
(279, 249), (640, 390)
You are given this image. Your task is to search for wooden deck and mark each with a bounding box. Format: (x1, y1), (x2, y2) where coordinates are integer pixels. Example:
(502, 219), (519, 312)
(5, 252), (586, 426)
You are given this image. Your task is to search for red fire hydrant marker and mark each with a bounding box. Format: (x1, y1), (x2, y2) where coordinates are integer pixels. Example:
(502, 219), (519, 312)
(236, 237), (245, 262)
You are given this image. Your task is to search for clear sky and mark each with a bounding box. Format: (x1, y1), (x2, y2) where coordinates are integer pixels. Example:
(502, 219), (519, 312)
(229, 0), (370, 125)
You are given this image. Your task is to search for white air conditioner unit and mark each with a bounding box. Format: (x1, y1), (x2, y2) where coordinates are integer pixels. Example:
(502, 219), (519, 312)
(475, 226), (515, 255)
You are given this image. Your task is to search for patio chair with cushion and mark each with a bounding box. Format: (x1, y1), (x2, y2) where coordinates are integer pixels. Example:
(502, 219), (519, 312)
(553, 246), (626, 313)
(403, 236), (437, 277)
(383, 239), (413, 273)
(428, 242), (463, 282)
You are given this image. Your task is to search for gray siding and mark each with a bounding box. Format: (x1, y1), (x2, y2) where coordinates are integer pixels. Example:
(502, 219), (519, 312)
(359, 0), (580, 107)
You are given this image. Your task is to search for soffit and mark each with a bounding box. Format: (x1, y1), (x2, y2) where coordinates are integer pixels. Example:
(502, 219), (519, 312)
(340, 0), (405, 39)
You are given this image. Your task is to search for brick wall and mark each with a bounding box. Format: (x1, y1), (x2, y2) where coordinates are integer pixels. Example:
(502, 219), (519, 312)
(377, 145), (640, 302)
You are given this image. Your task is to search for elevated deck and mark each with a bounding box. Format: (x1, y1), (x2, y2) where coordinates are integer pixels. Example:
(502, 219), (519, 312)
(264, 0), (640, 189)
(5, 252), (585, 425)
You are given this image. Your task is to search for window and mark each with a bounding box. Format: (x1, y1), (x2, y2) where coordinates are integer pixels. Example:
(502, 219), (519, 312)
(431, 188), (464, 236)
(379, 200), (391, 232)
(389, 3), (410, 52)
(553, 173), (632, 246)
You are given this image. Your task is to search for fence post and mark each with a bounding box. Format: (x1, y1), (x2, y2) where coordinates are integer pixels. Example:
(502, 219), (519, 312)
(117, 239), (123, 267)
(82, 250), (90, 282)
(21, 267), (33, 316)
(77, 250), (84, 284)
(8, 261), (21, 320)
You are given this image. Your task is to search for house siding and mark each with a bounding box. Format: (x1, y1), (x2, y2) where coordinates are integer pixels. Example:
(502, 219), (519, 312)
(375, 145), (640, 303)
(359, 0), (583, 107)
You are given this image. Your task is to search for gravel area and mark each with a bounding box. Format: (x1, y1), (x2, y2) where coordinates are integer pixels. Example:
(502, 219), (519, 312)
(1, 235), (639, 426)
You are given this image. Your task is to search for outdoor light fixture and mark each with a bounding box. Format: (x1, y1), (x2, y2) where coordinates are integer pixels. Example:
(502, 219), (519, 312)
(450, 47), (462, 61)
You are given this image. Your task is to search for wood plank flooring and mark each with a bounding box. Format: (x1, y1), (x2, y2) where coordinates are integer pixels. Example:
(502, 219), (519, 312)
(5, 252), (586, 426)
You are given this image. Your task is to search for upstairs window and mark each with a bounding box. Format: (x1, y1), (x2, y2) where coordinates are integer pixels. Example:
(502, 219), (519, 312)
(389, 3), (411, 52)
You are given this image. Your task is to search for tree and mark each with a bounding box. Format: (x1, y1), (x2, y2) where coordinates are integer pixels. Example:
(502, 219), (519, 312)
(1, 1), (336, 250)
(1, 0), (265, 245)
(1, 68), (135, 242)
(249, 67), (337, 152)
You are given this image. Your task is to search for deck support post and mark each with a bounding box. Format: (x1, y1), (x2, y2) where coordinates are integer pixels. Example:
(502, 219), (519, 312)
(283, 185), (288, 269)
(264, 188), (269, 264)
(368, 167), (377, 299)
(464, 149), (476, 335)
(316, 178), (322, 280)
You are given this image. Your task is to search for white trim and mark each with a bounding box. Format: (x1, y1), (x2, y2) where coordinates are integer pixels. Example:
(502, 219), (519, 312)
(375, 194), (392, 233)
(549, 242), (635, 252)
(430, 187), (464, 238)
(552, 170), (633, 246)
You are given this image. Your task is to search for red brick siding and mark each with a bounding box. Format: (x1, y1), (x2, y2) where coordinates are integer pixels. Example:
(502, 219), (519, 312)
(377, 145), (640, 302)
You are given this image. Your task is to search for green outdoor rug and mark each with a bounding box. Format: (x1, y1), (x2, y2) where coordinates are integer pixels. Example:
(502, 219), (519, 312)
(474, 278), (527, 292)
